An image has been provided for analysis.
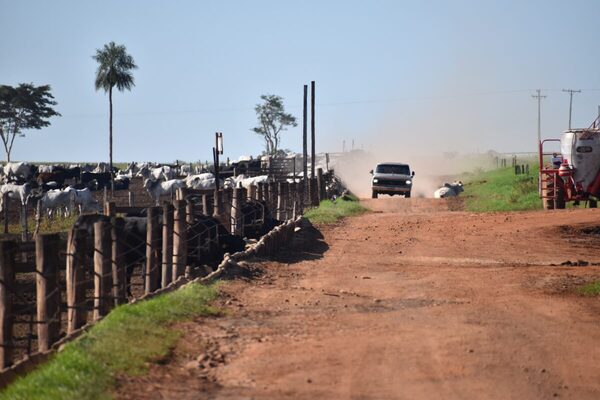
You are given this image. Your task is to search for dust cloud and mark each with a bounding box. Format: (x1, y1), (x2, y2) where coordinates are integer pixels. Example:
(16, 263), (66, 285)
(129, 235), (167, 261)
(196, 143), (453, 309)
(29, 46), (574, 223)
(331, 150), (485, 198)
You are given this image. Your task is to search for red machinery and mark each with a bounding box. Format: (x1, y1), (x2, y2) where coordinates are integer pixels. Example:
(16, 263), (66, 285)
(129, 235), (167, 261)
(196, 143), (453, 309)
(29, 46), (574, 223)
(539, 115), (600, 210)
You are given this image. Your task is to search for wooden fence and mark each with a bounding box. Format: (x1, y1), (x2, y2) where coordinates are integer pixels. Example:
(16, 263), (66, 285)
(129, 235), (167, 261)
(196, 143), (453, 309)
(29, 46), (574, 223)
(0, 178), (328, 369)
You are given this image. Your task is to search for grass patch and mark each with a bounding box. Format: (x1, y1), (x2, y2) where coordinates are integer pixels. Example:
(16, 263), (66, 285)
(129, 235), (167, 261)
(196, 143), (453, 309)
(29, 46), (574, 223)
(4, 215), (78, 236)
(305, 194), (367, 224)
(0, 283), (218, 400)
(463, 166), (542, 212)
(577, 281), (600, 296)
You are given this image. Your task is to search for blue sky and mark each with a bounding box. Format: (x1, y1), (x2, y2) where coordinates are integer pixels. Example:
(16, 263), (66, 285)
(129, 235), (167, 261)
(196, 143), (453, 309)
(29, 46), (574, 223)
(1, 0), (600, 163)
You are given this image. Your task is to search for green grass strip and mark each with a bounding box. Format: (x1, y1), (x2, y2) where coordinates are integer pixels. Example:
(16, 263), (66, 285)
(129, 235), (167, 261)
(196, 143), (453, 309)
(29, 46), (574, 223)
(577, 281), (600, 296)
(0, 283), (218, 400)
(463, 165), (542, 212)
(304, 194), (367, 224)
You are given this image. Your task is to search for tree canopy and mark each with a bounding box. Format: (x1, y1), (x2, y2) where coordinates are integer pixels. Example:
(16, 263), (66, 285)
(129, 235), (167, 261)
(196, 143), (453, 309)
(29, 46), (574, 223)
(252, 94), (297, 156)
(93, 41), (137, 93)
(0, 83), (60, 162)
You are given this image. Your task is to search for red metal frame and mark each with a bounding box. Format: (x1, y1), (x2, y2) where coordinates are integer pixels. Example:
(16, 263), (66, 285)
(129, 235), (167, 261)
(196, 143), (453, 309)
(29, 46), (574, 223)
(538, 139), (582, 206)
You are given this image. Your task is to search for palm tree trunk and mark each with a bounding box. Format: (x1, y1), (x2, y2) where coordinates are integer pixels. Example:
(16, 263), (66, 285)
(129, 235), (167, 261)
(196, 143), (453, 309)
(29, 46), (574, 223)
(109, 86), (114, 192)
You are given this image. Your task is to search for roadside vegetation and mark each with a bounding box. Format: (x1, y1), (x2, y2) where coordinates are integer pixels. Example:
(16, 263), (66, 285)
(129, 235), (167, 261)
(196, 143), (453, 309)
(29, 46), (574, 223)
(304, 194), (367, 224)
(462, 165), (542, 212)
(0, 283), (218, 400)
(577, 281), (600, 296)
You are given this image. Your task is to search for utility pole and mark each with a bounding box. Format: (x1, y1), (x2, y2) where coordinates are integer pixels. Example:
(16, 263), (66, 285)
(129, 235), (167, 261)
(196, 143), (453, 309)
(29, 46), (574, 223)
(562, 89), (581, 129)
(532, 89), (546, 148)
(302, 85), (308, 192)
(310, 81), (316, 180)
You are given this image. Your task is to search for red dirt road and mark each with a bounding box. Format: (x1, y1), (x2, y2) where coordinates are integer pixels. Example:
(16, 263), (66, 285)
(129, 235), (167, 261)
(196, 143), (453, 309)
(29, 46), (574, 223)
(116, 198), (600, 399)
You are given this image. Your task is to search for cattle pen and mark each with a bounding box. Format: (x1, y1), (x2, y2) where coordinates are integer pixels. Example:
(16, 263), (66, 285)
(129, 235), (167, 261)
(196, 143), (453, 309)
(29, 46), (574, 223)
(0, 175), (329, 382)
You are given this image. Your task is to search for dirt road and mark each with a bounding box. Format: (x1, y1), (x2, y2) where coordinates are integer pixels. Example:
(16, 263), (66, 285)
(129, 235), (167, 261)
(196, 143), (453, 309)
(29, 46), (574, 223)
(116, 198), (600, 399)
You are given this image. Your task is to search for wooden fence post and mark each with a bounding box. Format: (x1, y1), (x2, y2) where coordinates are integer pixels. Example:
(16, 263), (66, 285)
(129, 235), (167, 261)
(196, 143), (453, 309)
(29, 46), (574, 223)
(93, 220), (111, 320)
(277, 182), (285, 221)
(231, 187), (244, 236)
(289, 182), (298, 219)
(185, 201), (195, 275)
(145, 207), (160, 294)
(310, 177), (319, 206)
(161, 204), (174, 288)
(176, 187), (188, 202)
(36, 233), (61, 352)
(172, 200), (187, 282)
(262, 182), (269, 204)
(111, 218), (126, 305)
(248, 184), (257, 201)
(268, 182), (277, 212)
(104, 201), (116, 217)
(3, 193), (9, 234)
(202, 194), (210, 216)
(67, 229), (87, 334)
(257, 183), (264, 203)
(213, 190), (223, 219)
(317, 168), (325, 201)
(0, 240), (15, 367)
(20, 203), (28, 242)
(128, 191), (134, 207)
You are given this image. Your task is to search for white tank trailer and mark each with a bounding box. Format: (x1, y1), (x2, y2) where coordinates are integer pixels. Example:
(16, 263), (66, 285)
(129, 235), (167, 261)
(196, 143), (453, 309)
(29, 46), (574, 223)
(539, 115), (600, 209)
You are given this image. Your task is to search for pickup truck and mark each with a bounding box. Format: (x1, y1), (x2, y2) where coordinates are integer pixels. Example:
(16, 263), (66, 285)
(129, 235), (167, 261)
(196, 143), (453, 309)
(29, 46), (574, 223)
(370, 162), (415, 198)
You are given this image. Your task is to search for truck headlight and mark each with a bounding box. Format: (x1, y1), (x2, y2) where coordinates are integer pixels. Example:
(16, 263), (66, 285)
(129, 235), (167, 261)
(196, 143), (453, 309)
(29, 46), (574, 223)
(373, 178), (379, 183)
(406, 180), (412, 184)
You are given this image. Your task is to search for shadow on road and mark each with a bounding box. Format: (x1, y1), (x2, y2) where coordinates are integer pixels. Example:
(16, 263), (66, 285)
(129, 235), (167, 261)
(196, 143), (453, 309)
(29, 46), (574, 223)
(272, 220), (329, 264)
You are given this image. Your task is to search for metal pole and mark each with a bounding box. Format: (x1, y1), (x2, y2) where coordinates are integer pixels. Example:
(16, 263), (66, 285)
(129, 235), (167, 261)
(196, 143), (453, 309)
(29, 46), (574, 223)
(562, 89), (581, 130)
(532, 89), (546, 151)
(302, 84), (308, 198)
(310, 81), (316, 180)
(303, 85), (308, 181)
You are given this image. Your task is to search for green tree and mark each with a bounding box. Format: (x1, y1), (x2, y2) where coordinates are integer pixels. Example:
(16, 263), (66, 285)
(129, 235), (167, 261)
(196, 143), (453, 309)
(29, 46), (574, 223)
(252, 95), (297, 156)
(0, 83), (60, 162)
(93, 41), (137, 174)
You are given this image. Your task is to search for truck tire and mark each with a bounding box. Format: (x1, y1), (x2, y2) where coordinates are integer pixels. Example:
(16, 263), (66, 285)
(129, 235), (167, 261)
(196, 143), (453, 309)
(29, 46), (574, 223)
(590, 199), (598, 209)
(372, 191), (378, 199)
(542, 178), (565, 210)
(405, 192), (411, 198)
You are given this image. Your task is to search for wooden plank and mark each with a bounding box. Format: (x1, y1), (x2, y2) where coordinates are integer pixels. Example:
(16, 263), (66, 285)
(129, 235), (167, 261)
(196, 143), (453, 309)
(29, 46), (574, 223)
(93, 221), (111, 320)
(36, 234), (61, 352)
(172, 200), (187, 282)
(112, 218), (127, 305)
(161, 204), (174, 288)
(145, 207), (160, 294)
(66, 229), (87, 334)
(0, 240), (15, 367)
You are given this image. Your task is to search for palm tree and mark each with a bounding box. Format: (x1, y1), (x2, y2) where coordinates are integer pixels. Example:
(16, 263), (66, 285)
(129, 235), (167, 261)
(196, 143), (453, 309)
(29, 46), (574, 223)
(93, 42), (137, 178)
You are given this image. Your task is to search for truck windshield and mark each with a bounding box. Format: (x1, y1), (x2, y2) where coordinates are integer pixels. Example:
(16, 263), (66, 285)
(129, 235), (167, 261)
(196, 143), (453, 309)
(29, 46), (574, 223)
(376, 164), (410, 175)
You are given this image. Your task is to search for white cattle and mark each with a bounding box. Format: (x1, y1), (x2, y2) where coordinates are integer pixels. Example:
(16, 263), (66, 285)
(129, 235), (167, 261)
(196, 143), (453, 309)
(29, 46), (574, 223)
(0, 183), (31, 211)
(71, 188), (100, 213)
(137, 165), (173, 181)
(38, 164), (54, 173)
(434, 181), (464, 198)
(93, 162), (110, 173)
(0, 183), (32, 211)
(143, 179), (185, 205)
(180, 164), (192, 176)
(3, 162), (36, 182)
(185, 173), (215, 188)
(224, 175), (269, 190)
(39, 188), (73, 218)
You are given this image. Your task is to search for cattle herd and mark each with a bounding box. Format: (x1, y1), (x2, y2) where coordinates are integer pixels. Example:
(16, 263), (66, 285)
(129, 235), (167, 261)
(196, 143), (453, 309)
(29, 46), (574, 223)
(0, 158), (346, 225)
